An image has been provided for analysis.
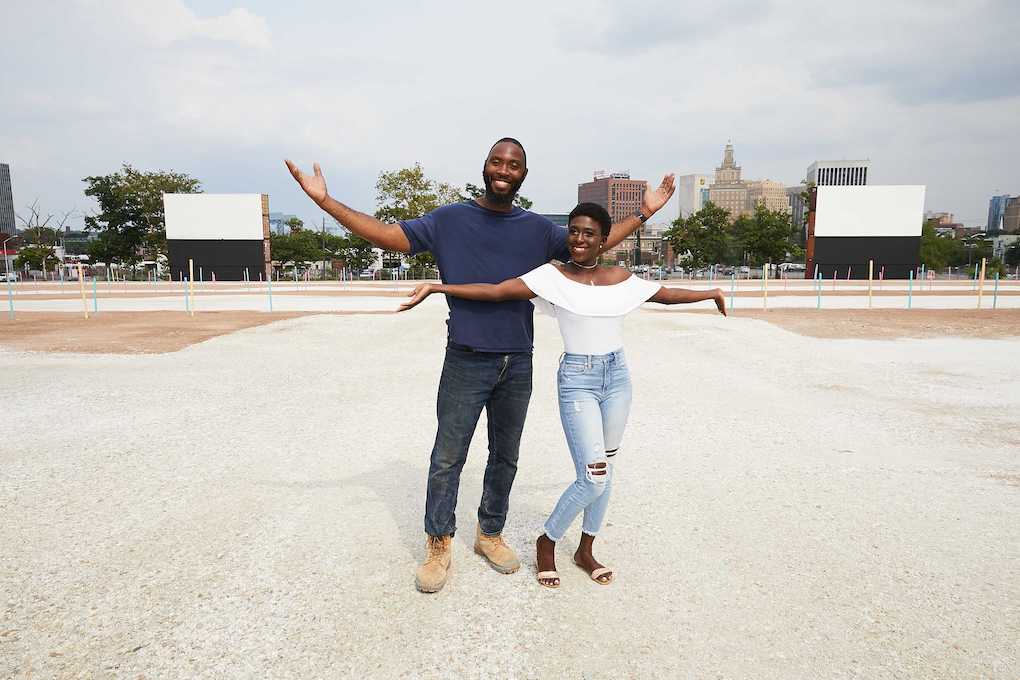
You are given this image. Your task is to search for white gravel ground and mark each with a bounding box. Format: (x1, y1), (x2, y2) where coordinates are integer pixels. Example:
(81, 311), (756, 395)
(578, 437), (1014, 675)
(2, 307), (1019, 679)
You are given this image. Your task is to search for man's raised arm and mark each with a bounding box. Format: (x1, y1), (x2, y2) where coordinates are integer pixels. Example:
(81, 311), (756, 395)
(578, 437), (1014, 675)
(284, 160), (412, 253)
(602, 173), (676, 251)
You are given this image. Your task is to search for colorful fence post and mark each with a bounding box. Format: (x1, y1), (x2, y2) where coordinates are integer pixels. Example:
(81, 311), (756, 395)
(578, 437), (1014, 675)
(267, 272), (274, 312)
(6, 275), (13, 320)
(762, 262), (768, 310)
(868, 259), (873, 309)
(977, 257), (986, 309)
(815, 271), (821, 309)
(992, 272), (1000, 310)
(92, 276), (98, 314)
(188, 259), (195, 317)
(730, 272), (735, 311)
(77, 263), (89, 319)
(907, 269), (913, 309)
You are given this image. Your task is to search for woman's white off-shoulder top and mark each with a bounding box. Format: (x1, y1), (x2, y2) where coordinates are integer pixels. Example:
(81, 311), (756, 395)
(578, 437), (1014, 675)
(519, 263), (661, 355)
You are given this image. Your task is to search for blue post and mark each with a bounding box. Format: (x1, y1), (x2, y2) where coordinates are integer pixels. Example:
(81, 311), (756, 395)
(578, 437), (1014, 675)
(729, 273), (735, 310)
(907, 270), (913, 309)
(816, 271), (821, 309)
(993, 273), (999, 310)
(6, 277), (13, 320)
(267, 274), (273, 312)
(92, 276), (98, 313)
(184, 277), (190, 313)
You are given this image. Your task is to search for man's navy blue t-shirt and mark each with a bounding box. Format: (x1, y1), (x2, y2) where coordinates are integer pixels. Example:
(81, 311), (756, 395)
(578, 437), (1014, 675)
(399, 201), (569, 353)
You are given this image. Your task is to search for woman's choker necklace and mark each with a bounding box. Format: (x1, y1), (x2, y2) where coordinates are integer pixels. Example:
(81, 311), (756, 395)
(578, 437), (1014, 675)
(568, 260), (598, 270)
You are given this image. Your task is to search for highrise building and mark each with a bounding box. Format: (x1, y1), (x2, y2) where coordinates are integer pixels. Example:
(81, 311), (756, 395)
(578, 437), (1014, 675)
(746, 179), (789, 213)
(708, 143), (748, 221)
(787, 186), (807, 243)
(987, 194), (1014, 233)
(676, 174), (711, 217)
(0, 163), (15, 237)
(806, 160), (870, 186)
(1003, 197), (1020, 233)
(577, 170), (646, 224)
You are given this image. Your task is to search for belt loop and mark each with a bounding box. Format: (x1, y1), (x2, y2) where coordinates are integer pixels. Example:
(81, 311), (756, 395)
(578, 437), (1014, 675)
(558, 352), (565, 365)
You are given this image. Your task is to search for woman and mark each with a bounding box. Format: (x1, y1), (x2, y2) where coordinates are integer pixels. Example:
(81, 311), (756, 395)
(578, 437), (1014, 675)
(399, 202), (726, 588)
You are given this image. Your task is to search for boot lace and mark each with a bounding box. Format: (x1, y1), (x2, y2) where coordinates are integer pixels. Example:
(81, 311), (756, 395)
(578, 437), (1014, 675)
(425, 536), (448, 564)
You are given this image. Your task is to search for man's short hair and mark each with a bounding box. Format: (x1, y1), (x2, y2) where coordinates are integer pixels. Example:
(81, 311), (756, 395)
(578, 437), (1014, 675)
(490, 137), (527, 166)
(569, 202), (612, 238)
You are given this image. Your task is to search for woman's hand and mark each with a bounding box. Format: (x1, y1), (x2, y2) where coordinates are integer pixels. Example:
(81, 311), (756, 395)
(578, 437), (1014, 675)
(713, 288), (727, 316)
(399, 283), (435, 312)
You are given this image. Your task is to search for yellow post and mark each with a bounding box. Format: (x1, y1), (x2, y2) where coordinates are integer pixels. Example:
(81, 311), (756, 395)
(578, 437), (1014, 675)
(977, 257), (986, 309)
(77, 263), (89, 319)
(868, 259), (873, 309)
(763, 263), (768, 310)
(188, 258), (195, 317)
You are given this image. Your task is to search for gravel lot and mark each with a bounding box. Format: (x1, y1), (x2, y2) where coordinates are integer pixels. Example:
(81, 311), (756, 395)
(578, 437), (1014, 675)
(2, 306), (1018, 679)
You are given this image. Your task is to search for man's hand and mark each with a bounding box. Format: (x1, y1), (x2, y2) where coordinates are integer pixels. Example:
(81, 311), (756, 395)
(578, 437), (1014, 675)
(713, 288), (727, 316)
(285, 160), (328, 204)
(642, 174), (676, 217)
(398, 283), (435, 312)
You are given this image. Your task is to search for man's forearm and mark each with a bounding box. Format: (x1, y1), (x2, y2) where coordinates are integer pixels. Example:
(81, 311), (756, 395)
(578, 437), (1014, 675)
(317, 194), (410, 253)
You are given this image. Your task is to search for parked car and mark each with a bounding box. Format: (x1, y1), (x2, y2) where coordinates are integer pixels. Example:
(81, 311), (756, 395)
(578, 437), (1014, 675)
(0, 272), (18, 282)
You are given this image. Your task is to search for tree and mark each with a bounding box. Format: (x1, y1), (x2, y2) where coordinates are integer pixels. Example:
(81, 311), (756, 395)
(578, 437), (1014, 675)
(14, 244), (59, 272)
(285, 217), (304, 232)
(459, 182), (534, 210)
(82, 164), (201, 266)
(919, 219), (965, 271)
(374, 164), (462, 274)
(1004, 241), (1020, 267)
(15, 200), (76, 245)
(732, 204), (801, 266)
(665, 201), (733, 269)
(338, 234), (377, 274)
(271, 230), (322, 271)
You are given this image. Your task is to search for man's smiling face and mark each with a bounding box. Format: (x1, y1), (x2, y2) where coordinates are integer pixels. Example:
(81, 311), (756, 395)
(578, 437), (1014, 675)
(481, 141), (528, 207)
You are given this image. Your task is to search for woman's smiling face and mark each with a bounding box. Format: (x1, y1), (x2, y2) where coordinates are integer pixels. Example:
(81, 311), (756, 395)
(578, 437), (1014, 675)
(567, 215), (607, 264)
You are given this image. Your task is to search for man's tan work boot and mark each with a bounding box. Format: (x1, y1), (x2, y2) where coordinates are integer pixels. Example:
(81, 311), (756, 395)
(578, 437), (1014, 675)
(473, 523), (521, 574)
(415, 534), (452, 593)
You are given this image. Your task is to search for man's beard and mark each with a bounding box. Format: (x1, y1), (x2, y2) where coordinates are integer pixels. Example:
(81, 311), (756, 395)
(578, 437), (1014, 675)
(482, 170), (523, 207)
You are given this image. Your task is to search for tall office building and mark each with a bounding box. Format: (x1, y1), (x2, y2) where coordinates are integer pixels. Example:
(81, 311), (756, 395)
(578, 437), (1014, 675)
(708, 143), (748, 221)
(676, 174), (711, 217)
(807, 160), (870, 187)
(0, 163), (15, 237)
(787, 186), (807, 242)
(746, 179), (789, 213)
(1003, 197), (1020, 233)
(577, 171), (646, 223)
(987, 194), (1013, 233)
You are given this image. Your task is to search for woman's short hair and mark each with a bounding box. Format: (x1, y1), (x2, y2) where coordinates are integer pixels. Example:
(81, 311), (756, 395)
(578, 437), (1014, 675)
(568, 202), (612, 238)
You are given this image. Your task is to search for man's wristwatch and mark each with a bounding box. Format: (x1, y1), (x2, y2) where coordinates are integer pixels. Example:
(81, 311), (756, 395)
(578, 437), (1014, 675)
(633, 209), (649, 223)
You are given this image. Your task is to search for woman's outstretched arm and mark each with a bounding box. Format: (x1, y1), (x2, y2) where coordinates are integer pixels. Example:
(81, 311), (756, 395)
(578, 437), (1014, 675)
(649, 286), (727, 316)
(398, 278), (536, 312)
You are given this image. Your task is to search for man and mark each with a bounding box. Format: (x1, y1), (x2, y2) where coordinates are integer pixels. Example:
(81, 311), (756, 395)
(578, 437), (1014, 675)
(285, 139), (674, 592)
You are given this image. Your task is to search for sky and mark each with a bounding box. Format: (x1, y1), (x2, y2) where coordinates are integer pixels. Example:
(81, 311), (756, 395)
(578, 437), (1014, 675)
(2, 0), (1018, 230)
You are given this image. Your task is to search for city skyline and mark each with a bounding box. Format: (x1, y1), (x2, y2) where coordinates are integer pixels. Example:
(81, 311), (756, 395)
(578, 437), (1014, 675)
(2, 1), (1017, 230)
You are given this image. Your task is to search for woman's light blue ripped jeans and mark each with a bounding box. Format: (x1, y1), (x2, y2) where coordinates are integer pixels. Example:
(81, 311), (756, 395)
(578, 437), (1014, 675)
(543, 349), (632, 542)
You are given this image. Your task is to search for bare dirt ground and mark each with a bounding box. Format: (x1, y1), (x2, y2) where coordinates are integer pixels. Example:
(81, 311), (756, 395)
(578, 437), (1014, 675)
(3, 308), (1019, 355)
(0, 311), (375, 354)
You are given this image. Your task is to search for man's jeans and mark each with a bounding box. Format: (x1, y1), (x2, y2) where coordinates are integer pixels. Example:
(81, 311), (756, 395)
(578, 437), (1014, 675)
(424, 343), (533, 538)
